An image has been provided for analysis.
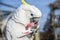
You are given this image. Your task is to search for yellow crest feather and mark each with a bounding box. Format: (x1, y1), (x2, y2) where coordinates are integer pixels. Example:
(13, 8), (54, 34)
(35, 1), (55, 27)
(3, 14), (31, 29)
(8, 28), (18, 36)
(21, 0), (31, 6)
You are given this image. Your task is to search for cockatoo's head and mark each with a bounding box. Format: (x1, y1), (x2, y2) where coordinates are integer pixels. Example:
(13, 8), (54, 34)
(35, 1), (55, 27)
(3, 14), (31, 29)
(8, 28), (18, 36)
(21, 5), (42, 23)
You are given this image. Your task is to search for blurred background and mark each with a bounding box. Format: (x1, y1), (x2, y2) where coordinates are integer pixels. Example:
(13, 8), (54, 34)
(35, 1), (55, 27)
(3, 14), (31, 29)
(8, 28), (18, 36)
(0, 0), (60, 40)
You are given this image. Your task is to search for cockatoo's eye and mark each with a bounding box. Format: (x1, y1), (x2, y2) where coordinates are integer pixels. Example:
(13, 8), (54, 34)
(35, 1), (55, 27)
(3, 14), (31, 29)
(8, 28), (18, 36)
(31, 13), (33, 16)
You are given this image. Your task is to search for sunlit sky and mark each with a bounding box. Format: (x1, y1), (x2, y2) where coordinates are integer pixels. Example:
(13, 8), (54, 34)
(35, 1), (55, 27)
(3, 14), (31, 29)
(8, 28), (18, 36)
(0, 0), (60, 33)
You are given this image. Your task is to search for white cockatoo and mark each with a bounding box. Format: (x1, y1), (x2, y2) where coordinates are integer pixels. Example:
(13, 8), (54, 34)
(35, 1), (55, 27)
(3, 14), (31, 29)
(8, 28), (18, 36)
(5, 0), (42, 40)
